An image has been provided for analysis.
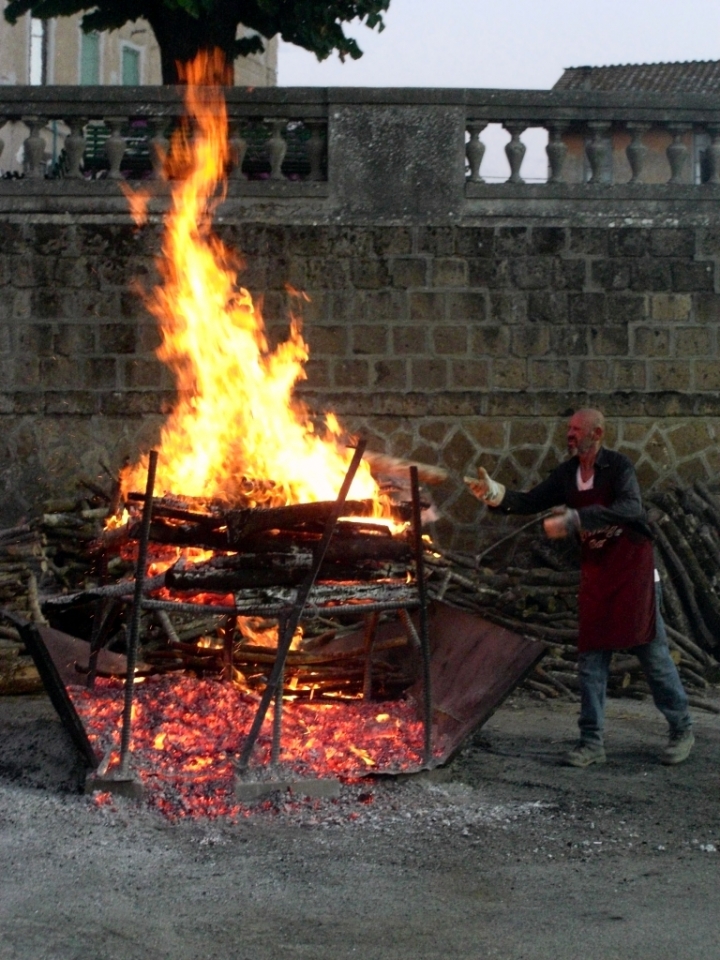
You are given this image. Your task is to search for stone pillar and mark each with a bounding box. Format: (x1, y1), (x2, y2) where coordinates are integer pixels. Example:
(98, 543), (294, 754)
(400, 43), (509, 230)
(23, 117), (47, 179)
(667, 125), (691, 184)
(585, 122), (612, 184)
(546, 123), (568, 184)
(63, 117), (86, 179)
(466, 122), (487, 183)
(705, 124), (720, 185)
(626, 123), (649, 183)
(228, 120), (248, 179)
(503, 123), (527, 184)
(268, 119), (287, 180)
(104, 118), (127, 180)
(305, 120), (325, 181)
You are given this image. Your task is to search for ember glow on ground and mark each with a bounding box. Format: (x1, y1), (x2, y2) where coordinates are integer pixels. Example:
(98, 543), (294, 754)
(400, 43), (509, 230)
(70, 676), (440, 820)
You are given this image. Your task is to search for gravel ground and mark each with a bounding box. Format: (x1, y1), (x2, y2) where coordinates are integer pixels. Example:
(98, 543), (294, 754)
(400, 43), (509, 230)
(1, 689), (719, 960)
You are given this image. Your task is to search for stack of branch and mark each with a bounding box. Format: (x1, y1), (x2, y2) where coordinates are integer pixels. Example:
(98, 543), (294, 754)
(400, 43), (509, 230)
(0, 477), (122, 694)
(0, 522), (48, 693)
(424, 486), (720, 712)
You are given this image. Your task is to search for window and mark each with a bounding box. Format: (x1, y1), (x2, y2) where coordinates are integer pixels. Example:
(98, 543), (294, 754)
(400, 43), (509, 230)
(80, 31), (100, 85)
(121, 46), (140, 85)
(29, 17), (47, 85)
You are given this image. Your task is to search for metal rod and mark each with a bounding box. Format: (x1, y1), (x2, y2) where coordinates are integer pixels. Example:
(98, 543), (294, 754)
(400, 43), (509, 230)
(237, 437), (368, 771)
(475, 509), (555, 564)
(410, 466), (433, 766)
(398, 607), (421, 649)
(118, 450), (158, 778)
(271, 618), (288, 766)
(362, 611), (380, 700)
(271, 665), (284, 766)
(86, 597), (111, 690)
(222, 617), (234, 682)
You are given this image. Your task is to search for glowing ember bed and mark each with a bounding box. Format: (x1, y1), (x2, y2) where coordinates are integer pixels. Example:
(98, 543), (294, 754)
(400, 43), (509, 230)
(8, 598), (545, 820)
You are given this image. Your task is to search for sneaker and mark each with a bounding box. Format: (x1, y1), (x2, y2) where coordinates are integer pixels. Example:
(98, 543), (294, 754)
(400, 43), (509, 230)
(565, 741), (606, 767)
(661, 728), (695, 765)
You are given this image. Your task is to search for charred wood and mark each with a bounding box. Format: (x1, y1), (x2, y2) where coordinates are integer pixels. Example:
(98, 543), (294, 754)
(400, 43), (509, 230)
(226, 500), (375, 542)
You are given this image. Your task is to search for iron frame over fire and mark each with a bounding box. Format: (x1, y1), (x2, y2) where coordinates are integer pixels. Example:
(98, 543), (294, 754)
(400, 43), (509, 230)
(1, 441), (548, 801)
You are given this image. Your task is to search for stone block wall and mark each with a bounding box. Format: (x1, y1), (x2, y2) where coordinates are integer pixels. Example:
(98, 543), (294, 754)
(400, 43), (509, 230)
(1, 216), (720, 549)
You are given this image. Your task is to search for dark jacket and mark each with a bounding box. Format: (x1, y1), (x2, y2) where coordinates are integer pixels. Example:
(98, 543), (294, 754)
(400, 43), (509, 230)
(490, 447), (652, 538)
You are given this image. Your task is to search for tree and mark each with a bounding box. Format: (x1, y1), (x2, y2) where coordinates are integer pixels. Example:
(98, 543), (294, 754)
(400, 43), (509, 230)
(3, 0), (391, 84)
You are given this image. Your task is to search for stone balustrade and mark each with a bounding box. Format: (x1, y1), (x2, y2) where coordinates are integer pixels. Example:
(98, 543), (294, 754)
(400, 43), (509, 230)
(2, 86), (720, 222)
(463, 89), (720, 187)
(0, 85), (328, 187)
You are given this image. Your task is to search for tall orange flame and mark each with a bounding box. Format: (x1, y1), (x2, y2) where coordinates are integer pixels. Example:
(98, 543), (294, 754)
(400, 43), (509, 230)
(123, 50), (378, 508)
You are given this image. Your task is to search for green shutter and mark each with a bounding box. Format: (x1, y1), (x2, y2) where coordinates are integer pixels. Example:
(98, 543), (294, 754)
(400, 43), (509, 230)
(80, 32), (100, 85)
(121, 47), (140, 85)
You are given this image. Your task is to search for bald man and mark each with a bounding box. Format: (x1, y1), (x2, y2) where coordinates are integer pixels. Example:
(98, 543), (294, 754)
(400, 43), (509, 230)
(467, 409), (693, 767)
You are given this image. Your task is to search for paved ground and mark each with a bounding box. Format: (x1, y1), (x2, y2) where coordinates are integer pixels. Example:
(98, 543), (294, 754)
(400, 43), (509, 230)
(0, 689), (718, 960)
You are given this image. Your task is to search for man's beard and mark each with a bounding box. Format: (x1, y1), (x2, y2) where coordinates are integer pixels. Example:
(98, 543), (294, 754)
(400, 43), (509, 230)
(568, 438), (592, 456)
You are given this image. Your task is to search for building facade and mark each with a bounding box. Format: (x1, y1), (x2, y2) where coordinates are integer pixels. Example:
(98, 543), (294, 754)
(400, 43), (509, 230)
(0, 10), (278, 174)
(0, 11), (277, 87)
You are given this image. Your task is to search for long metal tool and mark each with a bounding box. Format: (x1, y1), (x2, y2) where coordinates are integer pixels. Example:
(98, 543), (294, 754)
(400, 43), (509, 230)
(410, 466), (433, 766)
(118, 449), (158, 778)
(237, 437), (368, 771)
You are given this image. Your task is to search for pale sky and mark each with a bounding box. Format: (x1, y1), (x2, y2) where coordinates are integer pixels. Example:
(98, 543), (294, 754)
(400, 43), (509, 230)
(278, 0), (720, 181)
(279, 0), (719, 89)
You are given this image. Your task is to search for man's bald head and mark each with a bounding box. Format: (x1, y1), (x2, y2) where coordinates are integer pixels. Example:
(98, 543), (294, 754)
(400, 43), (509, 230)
(567, 408), (605, 458)
(574, 408), (605, 434)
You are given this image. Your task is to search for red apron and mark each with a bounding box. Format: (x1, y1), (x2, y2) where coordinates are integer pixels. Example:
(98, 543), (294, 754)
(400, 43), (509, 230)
(567, 486), (655, 653)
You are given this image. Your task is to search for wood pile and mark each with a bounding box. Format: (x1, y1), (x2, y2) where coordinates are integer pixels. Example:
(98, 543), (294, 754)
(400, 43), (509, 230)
(0, 478), (118, 694)
(0, 521), (49, 693)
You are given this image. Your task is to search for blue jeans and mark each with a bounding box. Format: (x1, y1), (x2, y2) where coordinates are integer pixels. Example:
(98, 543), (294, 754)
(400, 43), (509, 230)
(577, 585), (692, 745)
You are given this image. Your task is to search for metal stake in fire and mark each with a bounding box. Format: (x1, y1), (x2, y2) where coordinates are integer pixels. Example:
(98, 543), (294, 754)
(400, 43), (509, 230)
(237, 437), (368, 772)
(410, 466), (433, 766)
(118, 449), (158, 778)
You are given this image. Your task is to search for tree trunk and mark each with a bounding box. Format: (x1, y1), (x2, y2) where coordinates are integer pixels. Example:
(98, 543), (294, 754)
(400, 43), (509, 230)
(144, 1), (239, 83)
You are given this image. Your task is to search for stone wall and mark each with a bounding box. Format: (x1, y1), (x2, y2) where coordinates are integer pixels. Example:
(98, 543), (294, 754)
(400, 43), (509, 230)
(2, 214), (720, 549)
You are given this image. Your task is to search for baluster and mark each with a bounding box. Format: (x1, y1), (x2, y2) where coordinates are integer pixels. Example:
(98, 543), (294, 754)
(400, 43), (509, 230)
(705, 125), (720, 185)
(546, 123), (568, 183)
(466, 122), (487, 183)
(305, 120), (325, 181)
(23, 117), (47, 179)
(228, 120), (247, 179)
(149, 118), (171, 179)
(104, 117), (127, 179)
(585, 122), (612, 184)
(667, 125), (690, 183)
(626, 123), (649, 183)
(503, 123), (527, 184)
(63, 117), (86, 178)
(267, 118), (287, 180)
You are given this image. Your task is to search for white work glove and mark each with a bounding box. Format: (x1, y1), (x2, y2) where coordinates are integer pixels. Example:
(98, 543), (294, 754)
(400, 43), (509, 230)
(464, 467), (506, 507)
(543, 507), (580, 539)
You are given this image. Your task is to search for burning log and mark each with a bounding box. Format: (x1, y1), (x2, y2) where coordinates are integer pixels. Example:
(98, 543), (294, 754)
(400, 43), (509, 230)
(164, 533), (413, 592)
(226, 499), (376, 542)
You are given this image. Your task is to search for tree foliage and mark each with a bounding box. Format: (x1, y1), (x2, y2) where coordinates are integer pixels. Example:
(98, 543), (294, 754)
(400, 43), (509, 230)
(4, 0), (391, 82)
